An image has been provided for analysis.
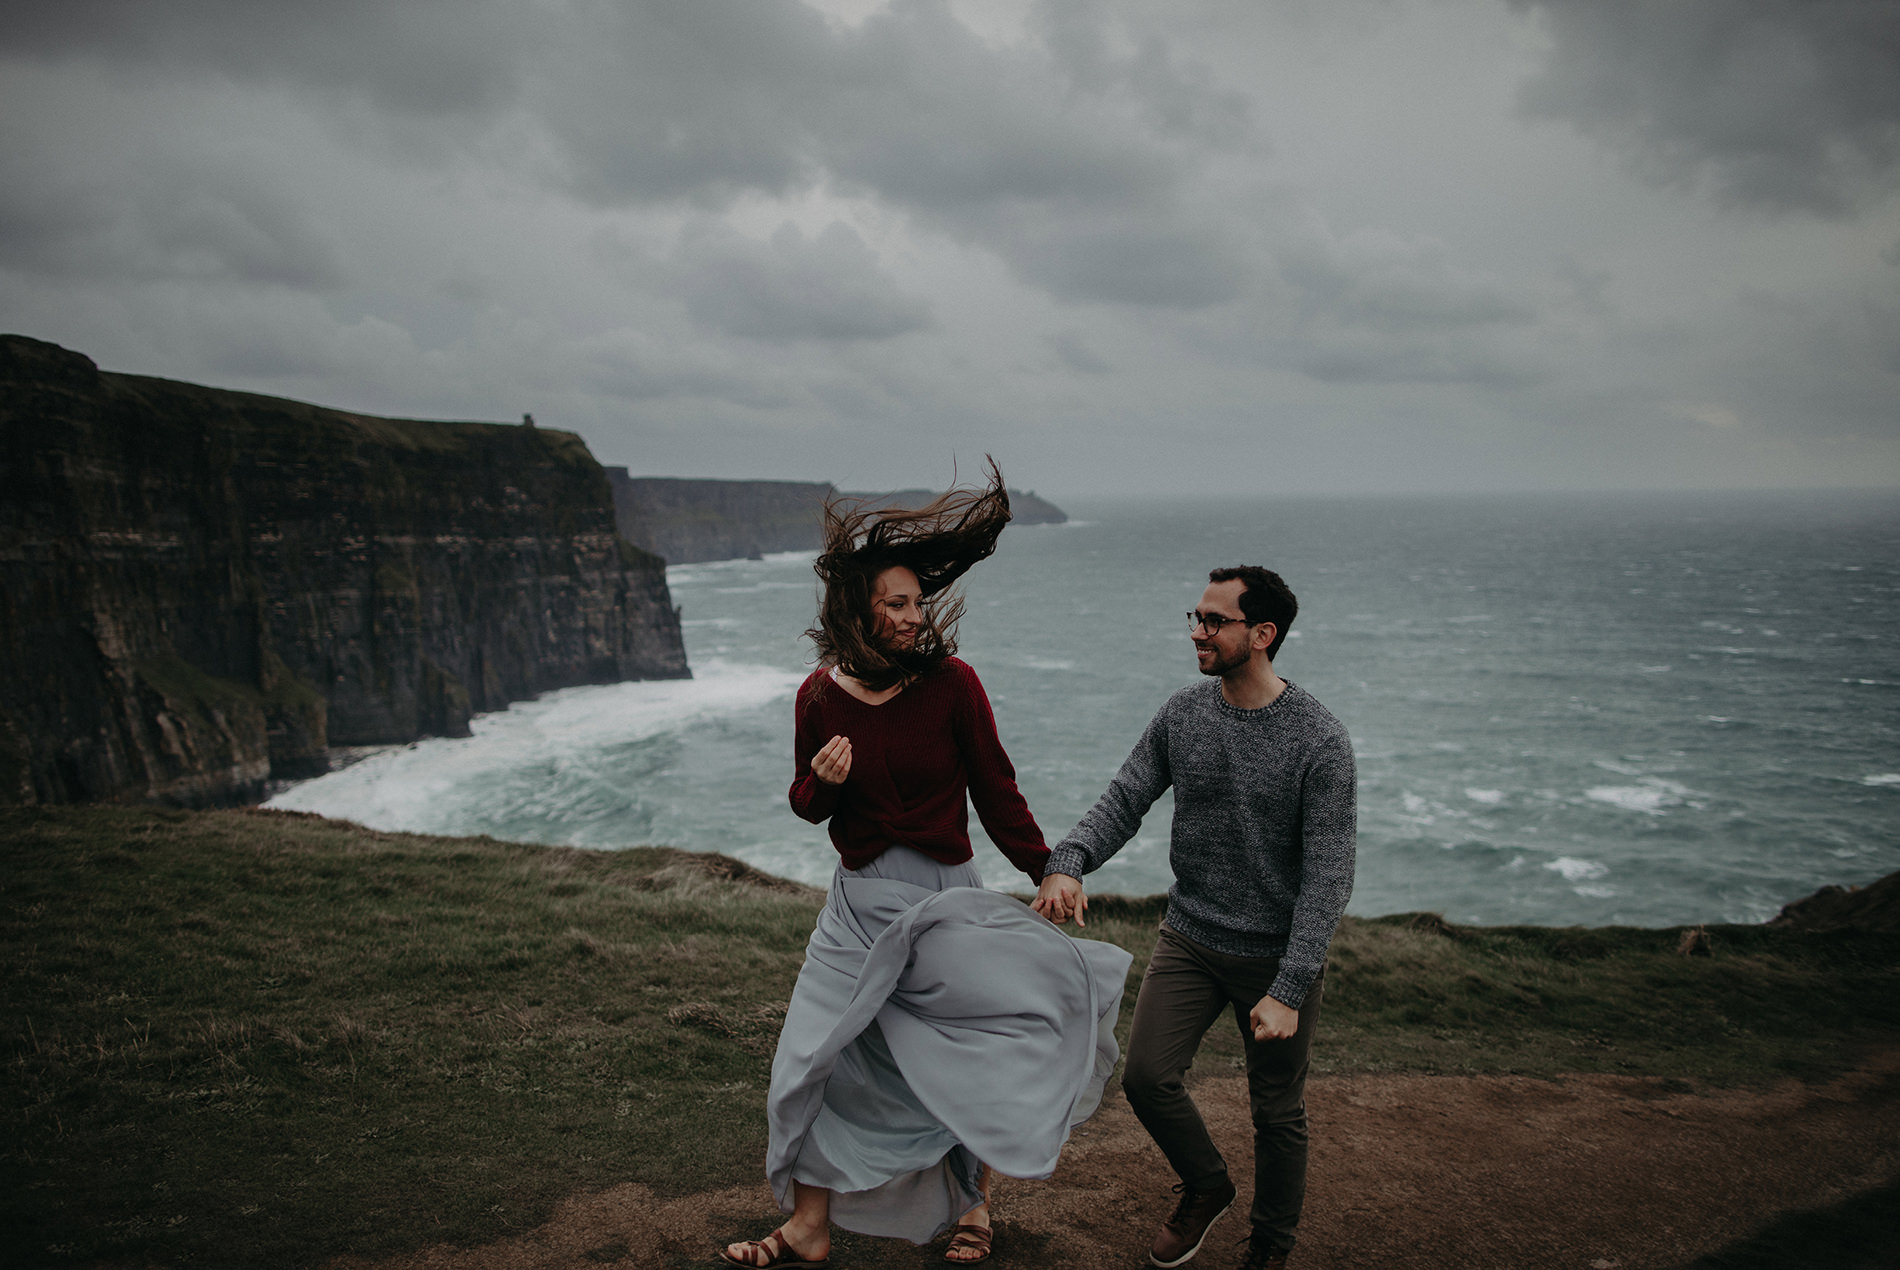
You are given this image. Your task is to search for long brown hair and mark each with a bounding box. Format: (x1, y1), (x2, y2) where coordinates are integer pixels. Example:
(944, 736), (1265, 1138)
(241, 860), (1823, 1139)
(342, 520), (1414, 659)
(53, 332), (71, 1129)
(806, 459), (1013, 692)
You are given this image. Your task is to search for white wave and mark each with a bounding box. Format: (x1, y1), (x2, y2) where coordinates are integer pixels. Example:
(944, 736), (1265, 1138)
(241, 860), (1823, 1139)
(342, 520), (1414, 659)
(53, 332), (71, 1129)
(266, 661), (803, 835)
(1862, 773), (1900, 787)
(1544, 857), (1608, 883)
(667, 553), (816, 589)
(1398, 791), (1474, 827)
(710, 580), (812, 593)
(1585, 778), (1694, 814)
(1015, 656), (1077, 671)
(1464, 788), (1505, 805)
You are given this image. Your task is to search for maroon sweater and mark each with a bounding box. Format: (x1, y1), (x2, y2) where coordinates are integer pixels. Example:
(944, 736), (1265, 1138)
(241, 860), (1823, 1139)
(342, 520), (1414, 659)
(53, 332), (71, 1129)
(788, 657), (1050, 881)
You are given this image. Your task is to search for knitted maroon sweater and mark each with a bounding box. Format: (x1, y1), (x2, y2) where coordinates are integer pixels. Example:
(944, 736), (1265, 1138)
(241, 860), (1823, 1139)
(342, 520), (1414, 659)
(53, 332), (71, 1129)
(788, 657), (1050, 881)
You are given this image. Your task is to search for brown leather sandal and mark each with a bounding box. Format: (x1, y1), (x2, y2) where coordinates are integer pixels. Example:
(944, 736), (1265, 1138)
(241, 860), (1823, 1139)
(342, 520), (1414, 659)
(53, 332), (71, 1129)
(944, 1222), (994, 1264)
(719, 1227), (830, 1269)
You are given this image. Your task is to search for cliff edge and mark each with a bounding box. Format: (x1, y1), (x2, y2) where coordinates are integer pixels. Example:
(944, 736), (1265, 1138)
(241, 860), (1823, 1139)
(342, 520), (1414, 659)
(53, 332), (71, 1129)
(0, 335), (688, 807)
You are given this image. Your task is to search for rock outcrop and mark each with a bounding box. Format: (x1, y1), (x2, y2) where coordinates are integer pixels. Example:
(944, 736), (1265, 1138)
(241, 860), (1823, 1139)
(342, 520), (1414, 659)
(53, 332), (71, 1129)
(1, 335), (687, 807)
(1769, 870), (1900, 933)
(605, 471), (1067, 566)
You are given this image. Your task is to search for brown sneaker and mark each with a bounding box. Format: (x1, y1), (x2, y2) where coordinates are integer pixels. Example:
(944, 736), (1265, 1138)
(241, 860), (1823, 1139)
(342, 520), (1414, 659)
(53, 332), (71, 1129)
(1148, 1177), (1237, 1267)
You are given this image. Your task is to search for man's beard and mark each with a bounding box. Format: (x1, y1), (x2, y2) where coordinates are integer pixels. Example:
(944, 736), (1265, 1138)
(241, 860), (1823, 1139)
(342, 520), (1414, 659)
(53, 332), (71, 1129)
(1196, 641), (1249, 677)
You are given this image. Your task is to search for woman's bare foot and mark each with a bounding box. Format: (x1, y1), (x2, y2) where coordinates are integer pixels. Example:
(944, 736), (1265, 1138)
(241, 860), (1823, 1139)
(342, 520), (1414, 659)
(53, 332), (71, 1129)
(945, 1166), (994, 1263)
(721, 1223), (830, 1267)
(944, 1205), (992, 1263)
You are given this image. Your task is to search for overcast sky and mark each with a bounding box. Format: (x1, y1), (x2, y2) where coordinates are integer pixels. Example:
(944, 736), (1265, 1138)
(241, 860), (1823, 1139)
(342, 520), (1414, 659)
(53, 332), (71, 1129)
(4, 0), (1897, 498)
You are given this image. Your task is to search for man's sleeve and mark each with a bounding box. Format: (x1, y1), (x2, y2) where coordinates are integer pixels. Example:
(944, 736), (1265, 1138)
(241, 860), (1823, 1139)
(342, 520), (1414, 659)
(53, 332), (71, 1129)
(1267, 730), (1357, 1008)
(1045, 702), (1173, 879)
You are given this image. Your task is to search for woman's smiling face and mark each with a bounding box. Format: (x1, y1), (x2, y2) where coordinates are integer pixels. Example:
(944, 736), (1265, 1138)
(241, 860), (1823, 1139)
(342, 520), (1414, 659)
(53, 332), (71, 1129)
(869, 565), (924, 649)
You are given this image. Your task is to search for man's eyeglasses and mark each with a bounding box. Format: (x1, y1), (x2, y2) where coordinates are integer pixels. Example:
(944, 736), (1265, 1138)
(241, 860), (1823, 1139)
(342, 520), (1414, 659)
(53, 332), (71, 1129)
(1187, 611), (1257, 634)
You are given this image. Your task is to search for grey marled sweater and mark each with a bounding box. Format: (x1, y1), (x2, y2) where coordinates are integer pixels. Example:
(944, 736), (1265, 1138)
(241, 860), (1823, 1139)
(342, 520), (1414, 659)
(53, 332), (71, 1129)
(1046, 678), (1356, 1008)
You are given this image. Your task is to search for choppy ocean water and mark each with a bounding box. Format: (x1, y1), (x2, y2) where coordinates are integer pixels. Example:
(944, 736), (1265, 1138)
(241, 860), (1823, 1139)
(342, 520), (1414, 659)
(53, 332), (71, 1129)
(268, 491), (1900, 927)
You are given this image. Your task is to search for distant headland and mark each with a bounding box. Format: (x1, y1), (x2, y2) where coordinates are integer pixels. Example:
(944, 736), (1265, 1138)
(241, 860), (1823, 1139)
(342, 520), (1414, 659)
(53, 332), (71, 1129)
(603, 472), (1067, 565)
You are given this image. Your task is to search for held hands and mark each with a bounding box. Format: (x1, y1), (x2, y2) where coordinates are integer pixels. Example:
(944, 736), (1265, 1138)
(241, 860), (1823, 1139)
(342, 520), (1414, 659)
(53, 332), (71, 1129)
(1249, 993), (1299, 1041)
(810, 734), (853, 785)
(1031, 872), (1086, 927)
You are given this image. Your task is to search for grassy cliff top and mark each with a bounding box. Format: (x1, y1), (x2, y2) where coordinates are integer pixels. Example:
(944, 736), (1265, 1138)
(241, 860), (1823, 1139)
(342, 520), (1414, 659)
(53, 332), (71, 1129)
(2, 333), (600, 469)
(4, 806), (1895, 1267)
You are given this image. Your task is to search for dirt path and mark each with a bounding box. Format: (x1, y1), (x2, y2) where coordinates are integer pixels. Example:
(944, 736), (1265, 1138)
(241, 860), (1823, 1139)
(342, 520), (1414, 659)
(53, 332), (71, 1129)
(330, 1055), (1900, 1270)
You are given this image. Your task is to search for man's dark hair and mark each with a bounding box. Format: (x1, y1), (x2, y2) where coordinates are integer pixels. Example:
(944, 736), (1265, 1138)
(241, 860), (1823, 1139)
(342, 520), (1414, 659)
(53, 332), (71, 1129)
(1208, 565), (1297, 659)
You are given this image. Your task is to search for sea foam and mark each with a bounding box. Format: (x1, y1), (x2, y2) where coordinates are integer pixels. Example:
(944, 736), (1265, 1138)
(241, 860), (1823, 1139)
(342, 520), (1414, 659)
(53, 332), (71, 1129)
(1584, 778), (1695, 815)
(266, 661), (804, 839)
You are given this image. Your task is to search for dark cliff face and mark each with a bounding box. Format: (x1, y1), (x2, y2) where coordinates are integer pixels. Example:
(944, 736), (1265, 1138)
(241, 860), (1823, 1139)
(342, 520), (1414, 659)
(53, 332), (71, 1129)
(1, 335), (688, 807)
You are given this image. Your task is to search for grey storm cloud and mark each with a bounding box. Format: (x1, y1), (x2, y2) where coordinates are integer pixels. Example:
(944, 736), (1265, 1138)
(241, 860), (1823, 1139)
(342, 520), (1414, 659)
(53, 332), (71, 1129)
(810, 1), (1260, 307)
(532, 0), (1258, 308)
(5, 0), (1265, 312)
(536, 1), (833, 205)
(1032, 0), (1254, 149)
(0, 143), (340, 289)
(670, 220), (932, 343)
(0, 0), (534, 114)
(1515, 0), (1900, 216)
(1047, 331), (1112, 375)
(1296, 338), (1548, 390)
(976, 207), (1252, 309)
(1, 0), (1894, 494)
(1279, 228), (1539, 334)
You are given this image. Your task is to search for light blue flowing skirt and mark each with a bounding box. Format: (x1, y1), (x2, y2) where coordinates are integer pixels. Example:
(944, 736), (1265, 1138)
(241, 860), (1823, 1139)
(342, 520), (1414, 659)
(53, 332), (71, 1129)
(764, 846), (1132, 1243)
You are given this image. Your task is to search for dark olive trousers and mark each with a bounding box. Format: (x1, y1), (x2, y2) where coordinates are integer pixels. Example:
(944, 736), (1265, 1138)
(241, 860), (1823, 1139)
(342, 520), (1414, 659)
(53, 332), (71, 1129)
(1121, 925), (1324, 1254)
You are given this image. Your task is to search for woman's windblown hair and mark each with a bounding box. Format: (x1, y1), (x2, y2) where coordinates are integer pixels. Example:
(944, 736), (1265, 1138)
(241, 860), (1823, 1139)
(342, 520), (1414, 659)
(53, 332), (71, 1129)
(807, 459), (1013, 691)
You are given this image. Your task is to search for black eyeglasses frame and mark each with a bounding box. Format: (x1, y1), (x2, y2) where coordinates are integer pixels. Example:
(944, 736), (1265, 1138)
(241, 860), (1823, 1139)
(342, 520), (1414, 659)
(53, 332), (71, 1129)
(1187, 610), (1258, 635)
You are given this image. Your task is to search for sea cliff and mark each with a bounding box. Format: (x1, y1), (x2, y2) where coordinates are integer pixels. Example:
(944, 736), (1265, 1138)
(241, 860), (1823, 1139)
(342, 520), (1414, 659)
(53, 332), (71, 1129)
(0, 335), (687, 807)
(604, 473), (834, 565)
(605, 469), (1068, 565)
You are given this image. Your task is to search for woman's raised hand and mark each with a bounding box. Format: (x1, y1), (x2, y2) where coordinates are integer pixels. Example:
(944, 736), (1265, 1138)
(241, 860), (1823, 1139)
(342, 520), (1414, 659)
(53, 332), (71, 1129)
(811, 734), (853, 786)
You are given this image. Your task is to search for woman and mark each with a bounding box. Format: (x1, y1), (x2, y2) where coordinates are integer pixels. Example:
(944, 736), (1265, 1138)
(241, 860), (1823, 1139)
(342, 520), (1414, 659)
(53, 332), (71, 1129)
(722, 465), (1130, 1269)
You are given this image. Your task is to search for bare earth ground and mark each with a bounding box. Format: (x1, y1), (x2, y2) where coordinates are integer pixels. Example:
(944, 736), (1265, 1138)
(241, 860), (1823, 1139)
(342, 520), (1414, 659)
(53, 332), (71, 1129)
(330, 1052), (1900, 1270)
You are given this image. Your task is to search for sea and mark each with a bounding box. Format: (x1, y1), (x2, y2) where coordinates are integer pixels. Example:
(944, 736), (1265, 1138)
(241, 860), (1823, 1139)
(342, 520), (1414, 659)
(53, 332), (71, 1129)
(266, 490), (1900, 928)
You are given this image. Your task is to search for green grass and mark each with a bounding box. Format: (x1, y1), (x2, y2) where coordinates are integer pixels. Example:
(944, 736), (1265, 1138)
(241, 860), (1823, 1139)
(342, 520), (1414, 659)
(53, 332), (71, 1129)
(4, 807), (819, 1267)
(4, 807), (1897, 1267)
(1314, 911), (1900, 1083)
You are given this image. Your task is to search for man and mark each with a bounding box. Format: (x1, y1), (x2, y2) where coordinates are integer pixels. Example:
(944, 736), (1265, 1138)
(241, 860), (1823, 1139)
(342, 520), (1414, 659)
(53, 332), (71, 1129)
(1032, 565), (1356, 1270)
